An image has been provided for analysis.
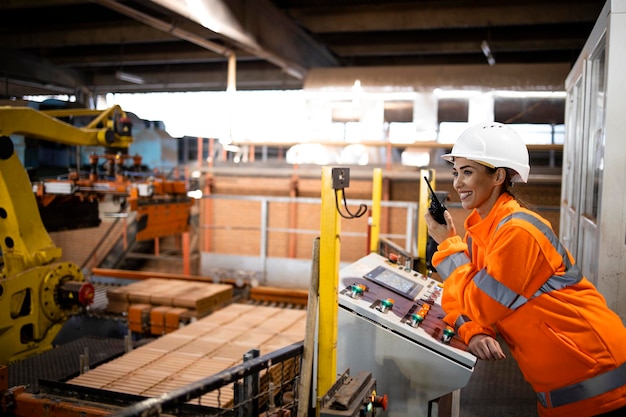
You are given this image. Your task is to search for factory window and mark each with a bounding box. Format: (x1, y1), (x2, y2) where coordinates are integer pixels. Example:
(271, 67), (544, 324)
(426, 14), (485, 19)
(583, 42), (606, 220)
(331, 101), (360, 123)
(494, 97), (565, 125)
(384, 101), (413, 123)
(437, 99), (469, 123)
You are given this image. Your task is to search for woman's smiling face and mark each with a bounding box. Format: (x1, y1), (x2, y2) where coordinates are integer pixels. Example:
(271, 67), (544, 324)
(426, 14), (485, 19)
(452, 157), (503, 218)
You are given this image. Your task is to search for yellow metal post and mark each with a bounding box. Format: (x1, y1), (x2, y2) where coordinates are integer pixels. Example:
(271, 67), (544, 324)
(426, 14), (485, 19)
(417, 169), (436, 274)
(317, 166), (341, 410)
(369, 168), (382, 253)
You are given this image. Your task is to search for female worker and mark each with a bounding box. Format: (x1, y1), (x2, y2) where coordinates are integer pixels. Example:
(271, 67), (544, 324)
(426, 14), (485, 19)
(424, 122), (626, 417)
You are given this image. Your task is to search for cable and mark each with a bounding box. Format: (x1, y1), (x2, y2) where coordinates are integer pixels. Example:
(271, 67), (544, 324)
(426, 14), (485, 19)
(334, 189), (367, 219)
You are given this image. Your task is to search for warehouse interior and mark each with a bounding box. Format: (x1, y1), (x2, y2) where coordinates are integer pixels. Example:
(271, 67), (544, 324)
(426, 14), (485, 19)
(1, 1), (625, 417)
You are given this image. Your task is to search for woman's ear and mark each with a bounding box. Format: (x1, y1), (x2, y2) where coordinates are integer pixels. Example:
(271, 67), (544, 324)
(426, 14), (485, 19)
(495, 167), (506, 185)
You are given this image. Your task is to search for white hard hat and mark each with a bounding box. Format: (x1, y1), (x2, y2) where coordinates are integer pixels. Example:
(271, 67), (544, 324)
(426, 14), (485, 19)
(441, 122), (530, 183)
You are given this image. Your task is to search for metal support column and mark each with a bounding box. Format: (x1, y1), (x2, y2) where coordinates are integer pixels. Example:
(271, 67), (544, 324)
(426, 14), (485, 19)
(317, 167), (341, 412)
(417, 169), (435, 274)
(369, 168), (382, 253)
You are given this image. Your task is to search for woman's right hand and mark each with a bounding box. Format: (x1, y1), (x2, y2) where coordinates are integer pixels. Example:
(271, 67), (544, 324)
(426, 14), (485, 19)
(424, 210), (457, 244)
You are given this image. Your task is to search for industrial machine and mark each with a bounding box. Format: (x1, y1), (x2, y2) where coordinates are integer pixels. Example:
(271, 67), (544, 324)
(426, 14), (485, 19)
(0, 105), (193, 365)
(320, 370), (387, 417)
(337, 252), (476, 417)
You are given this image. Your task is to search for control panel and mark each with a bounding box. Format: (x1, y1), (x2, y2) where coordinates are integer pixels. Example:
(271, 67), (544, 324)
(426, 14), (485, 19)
(338, 252), (474, 366)
(336, 252), (476, 417)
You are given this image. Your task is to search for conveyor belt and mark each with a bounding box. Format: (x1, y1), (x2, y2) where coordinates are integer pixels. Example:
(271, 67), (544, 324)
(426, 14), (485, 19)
(7, 336), (128, 393)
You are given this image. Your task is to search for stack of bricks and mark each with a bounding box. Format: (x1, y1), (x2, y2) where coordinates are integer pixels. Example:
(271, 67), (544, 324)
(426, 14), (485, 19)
(106, 278), (233, 335)
(128, 304), (152, 334)
(68, 303), (306, 409)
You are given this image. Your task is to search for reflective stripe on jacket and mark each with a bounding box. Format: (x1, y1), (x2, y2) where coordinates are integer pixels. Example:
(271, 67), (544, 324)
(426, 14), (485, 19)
(432, 193), (626, 417)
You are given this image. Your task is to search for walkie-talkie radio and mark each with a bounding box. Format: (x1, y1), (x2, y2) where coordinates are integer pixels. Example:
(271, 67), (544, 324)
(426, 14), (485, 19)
(424, 176), (447, 224)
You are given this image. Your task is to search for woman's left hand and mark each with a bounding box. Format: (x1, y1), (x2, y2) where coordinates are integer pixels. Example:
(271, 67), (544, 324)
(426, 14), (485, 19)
(468, 334), (506, 361)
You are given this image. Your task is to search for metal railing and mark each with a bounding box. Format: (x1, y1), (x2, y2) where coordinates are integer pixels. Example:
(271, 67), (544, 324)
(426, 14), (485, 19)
(108, 341), (304, 417)
(201, 194), (417, 244)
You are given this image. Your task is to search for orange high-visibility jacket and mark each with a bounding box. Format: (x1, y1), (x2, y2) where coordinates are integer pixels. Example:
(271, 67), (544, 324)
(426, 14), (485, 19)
(432, 193), (626, 417)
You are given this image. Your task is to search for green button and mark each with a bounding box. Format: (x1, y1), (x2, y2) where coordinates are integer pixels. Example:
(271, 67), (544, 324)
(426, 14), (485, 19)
(411, 313), (424, 323)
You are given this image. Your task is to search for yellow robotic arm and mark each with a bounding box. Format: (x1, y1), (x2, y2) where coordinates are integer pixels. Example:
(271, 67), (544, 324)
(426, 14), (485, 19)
(0, 104), (192, 364)
(0, 105), (133, 148)
(0, 135), (94, 365)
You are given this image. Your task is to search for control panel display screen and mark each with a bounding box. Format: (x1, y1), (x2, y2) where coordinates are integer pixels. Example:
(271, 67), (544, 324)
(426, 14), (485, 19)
(364, 265), (423, 300)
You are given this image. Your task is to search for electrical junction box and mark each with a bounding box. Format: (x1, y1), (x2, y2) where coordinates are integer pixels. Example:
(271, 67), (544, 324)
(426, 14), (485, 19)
(332, 167), (350, 189)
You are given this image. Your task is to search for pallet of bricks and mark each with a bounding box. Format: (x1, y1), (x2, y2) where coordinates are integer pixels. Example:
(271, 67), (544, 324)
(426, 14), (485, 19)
(106, 278), (233, 335)
(67, 303), (307, 410)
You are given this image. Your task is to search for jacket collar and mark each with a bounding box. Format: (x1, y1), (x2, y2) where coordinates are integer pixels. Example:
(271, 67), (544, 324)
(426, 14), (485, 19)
(465, 193), (517, 245)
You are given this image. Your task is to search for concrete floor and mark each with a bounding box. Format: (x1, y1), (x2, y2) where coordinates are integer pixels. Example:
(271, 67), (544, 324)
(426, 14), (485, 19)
(460, 335), (537, 417)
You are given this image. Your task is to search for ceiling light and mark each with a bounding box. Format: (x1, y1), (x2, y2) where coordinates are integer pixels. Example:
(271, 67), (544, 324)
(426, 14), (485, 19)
(481, 41), (496, 66)
(115, 71), (145, 85)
